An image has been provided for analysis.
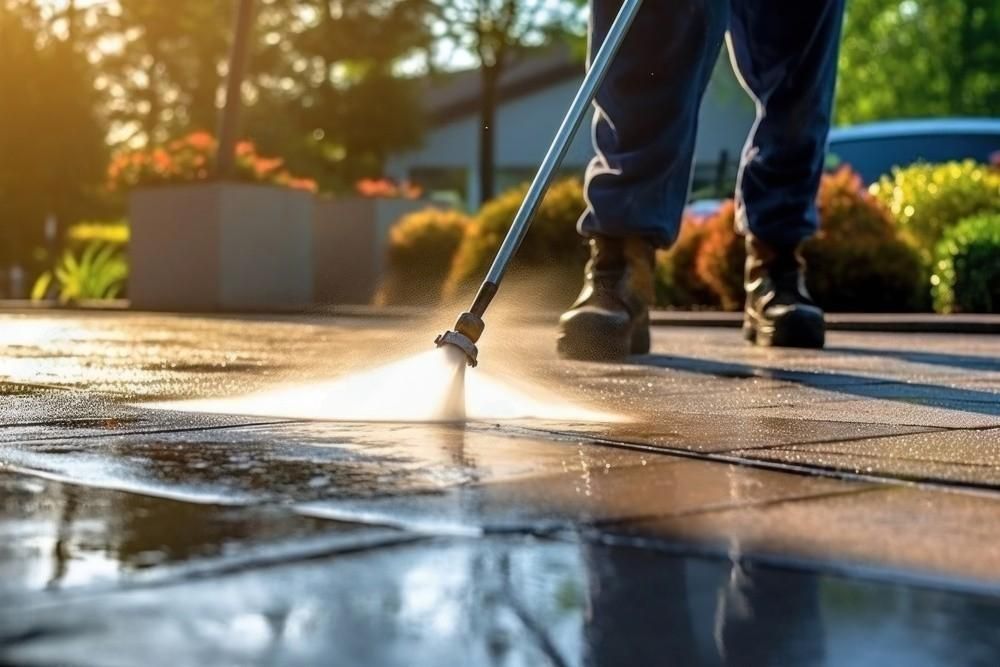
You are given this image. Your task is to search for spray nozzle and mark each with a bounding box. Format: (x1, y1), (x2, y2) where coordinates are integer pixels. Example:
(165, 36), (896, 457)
(435, 311), (484, 367)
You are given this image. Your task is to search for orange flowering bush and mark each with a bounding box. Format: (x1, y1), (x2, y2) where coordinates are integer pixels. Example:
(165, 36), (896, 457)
(107, 132), (318, 193)
(694, 167), (926, 312)
(355, 178), (422, 199)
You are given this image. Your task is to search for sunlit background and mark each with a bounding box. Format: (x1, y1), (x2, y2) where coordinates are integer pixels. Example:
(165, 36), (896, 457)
(1, 0), (997, 311)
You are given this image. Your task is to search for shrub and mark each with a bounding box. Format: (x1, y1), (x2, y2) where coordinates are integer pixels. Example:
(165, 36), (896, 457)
(444, 178), (588, 306)
(693, 167), (927, 312)
(870, 161), (1000, 260)
(656, 219), (721, 309)
(375, 208), (470, 306)
(931, 213), (1000, 314)
(31, 241), (128, 304)
(805, 167), (927, 312)
(694, 201), (743, 310)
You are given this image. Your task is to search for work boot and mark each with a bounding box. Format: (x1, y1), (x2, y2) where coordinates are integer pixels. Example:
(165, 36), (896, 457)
(558, 236), (655, 361)
(743, 235), (826, 348)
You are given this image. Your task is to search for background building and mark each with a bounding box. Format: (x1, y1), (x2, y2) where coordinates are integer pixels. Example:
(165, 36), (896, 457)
(386, 47), (756, 209)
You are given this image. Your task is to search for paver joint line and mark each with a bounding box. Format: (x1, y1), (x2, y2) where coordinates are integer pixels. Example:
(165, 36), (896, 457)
(12, 419), (299, 445)
(517, 425), (1000, 498)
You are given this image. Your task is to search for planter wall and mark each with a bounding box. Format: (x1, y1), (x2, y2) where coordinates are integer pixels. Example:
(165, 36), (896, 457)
(313, 197), (430, 304)
(129, 183), (314, 311)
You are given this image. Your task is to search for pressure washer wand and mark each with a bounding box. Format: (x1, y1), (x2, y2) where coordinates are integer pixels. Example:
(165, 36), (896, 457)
(436, 0), (644, 367)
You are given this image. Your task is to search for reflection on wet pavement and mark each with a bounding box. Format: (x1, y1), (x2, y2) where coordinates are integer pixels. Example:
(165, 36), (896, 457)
(2, 312), (1000, 665)
(4, 536), (1000, 667)
(0, 471), (380, 597)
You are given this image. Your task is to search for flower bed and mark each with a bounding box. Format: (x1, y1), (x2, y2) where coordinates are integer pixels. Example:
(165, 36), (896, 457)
(108, 132), (317, 193)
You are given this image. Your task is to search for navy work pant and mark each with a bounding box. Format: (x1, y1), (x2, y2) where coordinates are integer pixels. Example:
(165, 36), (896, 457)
(579, 0), (846, 250)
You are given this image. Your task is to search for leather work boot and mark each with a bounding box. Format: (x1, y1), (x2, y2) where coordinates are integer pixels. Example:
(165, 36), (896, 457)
(558, 236), (656, 361)
(743, 235), (826, 348)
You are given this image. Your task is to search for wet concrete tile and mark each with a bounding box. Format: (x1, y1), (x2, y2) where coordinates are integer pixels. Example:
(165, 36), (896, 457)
(0, 312), (448, 400)
(474, 458), (863, 527)
(721, 398), (999, 429)
(0, 470), (374, 597)
(517, 416), (935, 454)
(0, 386), (279, 442)
(1, 423), (660, 511)
(652, 380), (999, 413)
(734, 428), (1000, 487)
(4, 537), (1000, 667)
(647, 328), (1000, 385)
(2, 419), (862, 534)
(606, 379), (1000, 428)
(295, 455), (865, 534)
(615, 486), (1000, 584)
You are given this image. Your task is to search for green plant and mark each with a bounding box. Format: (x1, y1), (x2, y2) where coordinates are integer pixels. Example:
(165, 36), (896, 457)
(870, 161), (1000, 260)
(805, 166), (927, 312)
(31, 241), (128, 304)
(931, 213), (1000, 313)
(444, 178), (588, 305)
(693, 167), (927, 312)
(66, 220), (130, 247)
(375, 208), (470, 305)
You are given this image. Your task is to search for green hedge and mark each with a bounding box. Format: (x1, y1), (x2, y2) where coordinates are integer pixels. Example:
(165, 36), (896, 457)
(444, 178), (588, 307)
(375, 208), (470, 306)
(931, 213), (1000, 314)
(870, 161), (1000, 261)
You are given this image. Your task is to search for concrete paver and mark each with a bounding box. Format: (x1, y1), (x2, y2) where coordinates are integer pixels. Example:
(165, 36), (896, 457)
(618, 486), (1000, 586)
(1, 311), (999, 665)
(735, 428), (1000, 487)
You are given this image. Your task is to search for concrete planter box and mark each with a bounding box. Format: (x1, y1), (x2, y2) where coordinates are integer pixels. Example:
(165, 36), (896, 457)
(129, 183), (314, 311)
(313, 197), (430, 305)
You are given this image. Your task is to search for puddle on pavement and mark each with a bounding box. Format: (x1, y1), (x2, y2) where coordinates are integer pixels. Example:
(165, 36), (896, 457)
(0, 471), (363, 596)
(148, 349), (618, 423)
(2, 536), (999, 667)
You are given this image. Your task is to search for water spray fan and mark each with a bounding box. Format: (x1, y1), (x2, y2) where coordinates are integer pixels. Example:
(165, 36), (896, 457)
(436, 0), (644, 369)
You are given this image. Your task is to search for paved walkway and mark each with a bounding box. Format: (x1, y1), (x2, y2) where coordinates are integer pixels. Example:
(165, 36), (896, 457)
(1, 310), (999, 666)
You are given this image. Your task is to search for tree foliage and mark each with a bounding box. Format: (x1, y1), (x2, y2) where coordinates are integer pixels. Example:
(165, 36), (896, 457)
(0, 0), (107, 268)
(837, 0), (1000, 123)
(249, 0), (432, 189)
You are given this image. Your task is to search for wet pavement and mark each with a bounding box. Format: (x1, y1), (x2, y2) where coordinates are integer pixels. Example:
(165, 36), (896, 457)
(1, 310), (999, 666)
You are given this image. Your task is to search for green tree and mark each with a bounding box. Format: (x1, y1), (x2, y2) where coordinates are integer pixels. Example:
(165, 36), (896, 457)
(246, 0), (432, 190)
(90, 0), (233, 146)
(0, 0), (106, 275)
(837, 0), (1000, 124)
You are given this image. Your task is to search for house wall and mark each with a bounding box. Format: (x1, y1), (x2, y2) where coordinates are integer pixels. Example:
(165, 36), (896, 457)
(386, 69), (755, 209)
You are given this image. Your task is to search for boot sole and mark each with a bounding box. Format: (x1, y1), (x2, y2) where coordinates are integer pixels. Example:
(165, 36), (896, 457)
(557, 312), (650, 361)
(744, 308), (826, 349)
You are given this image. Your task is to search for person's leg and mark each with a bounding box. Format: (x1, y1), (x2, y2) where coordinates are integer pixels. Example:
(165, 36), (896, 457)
(727, 0), (845, 348)
(560, 0), (728, 361)
(580, 0), (729, 248)
(728, 0), (845, 247)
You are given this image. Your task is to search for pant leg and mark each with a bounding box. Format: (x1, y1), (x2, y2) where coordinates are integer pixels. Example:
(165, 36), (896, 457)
(727, 0), (846, 249)
(580, 0), (728, 248)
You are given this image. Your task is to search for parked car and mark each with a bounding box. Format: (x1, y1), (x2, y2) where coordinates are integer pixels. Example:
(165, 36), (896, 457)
(684, 198), (726, 220)
(826, 118), (1000, 183)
